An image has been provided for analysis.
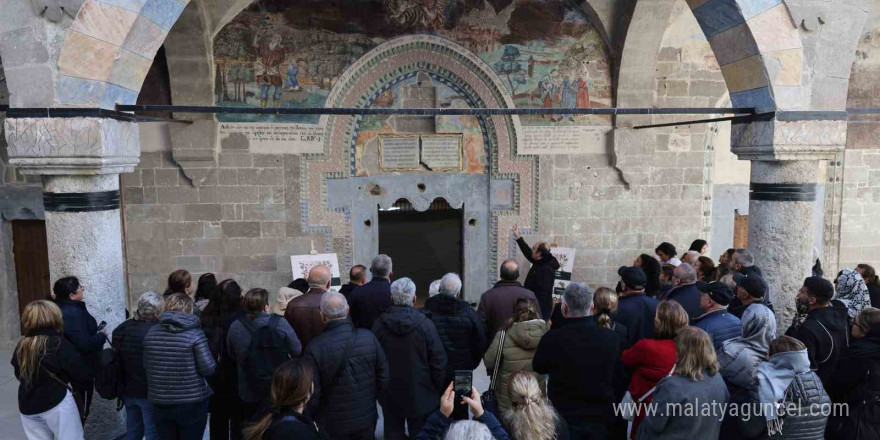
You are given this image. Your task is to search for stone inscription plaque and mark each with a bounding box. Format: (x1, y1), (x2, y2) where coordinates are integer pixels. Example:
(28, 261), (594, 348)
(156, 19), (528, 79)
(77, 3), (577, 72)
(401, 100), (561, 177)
(420, 135), (462, 170)
(519, 125), (612, 155)
(218, 122), (325, 154)
(379, 135), (420, 170)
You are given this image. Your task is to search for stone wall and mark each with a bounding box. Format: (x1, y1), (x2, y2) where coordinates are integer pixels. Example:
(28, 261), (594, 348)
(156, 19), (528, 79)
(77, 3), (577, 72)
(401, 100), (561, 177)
(124, 128), (318, 301)
(532, 1), (730, 287)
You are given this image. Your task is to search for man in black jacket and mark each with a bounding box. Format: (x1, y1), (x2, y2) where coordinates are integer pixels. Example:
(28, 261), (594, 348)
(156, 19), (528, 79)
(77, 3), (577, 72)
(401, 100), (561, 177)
(424, 273), (485, 419)
(339, 265), (367, 299)
(533, 282), (619, 440)
(372, 277), (447, 440)
(786, 276), (850, 385)
(513, 226), (560, 319)
(306, 292), (389, 440)
(112, 291), (162, 439)
(350, 255), (394, 329)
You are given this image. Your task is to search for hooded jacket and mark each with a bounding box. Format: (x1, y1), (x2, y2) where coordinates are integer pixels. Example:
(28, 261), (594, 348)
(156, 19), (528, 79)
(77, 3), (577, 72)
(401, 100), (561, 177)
(372, 305), (448, 417)
(719, 303), (776, 391)
(516, 237), (561, 318)
(825, 332), (880, 440)
(425, 294), (485, 384)
(483, 319), (548, 411)
(784, 303), (849, 384)
(143, 311), (216, 405)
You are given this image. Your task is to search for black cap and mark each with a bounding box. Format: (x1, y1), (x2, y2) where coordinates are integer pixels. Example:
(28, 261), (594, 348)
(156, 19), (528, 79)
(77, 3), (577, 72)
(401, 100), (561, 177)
(618, 266), (647, 288)
(734, 274), (767, 299)
(696, 281), (734, 306)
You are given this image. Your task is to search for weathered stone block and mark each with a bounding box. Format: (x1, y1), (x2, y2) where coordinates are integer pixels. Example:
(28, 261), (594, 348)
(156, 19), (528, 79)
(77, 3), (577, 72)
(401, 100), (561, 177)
(122, 14), (168, 59)
(219, 187), (260, 203)
(720, 54), (769, 93)
(253, 155), (284, 168)
(219, 153), (253, 168)
(142, 187), (158, 203)
(708, 22), (759, 66)
(71, 0), (139, 47)
(108, 49), (153, 92)
(222, 255), (277, 272)
(58, 31), (119, 82)
(165, 222), (204, 239)
(0, 26), (50, 67)
(688, 80), (727, 97)
(154, 169), (179, 186)
(182, 238), (224, 256)
(122, 170), (141, 187)
(4, 65), (54, 107)
(239, 168), (283, 186)
(124, 187), (144, 204)
(222, 221), (261, 238)
(665, 80), (689, 97)
(183, 204), (221, 221)
(157, 186), (199, 204)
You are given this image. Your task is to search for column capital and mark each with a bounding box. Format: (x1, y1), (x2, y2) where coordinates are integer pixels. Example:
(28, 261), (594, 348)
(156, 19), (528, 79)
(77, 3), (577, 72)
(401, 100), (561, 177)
(731, 113), (846, 161)
(3, 116), (140, 175)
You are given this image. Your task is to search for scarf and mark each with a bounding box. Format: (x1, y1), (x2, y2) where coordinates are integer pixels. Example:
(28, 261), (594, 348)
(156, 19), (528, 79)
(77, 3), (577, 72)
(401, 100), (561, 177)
(273, 287), (304, 315)
(719, 304), (776, 388)
(756, 349), (811, 435)
(835, 269), (872, 322)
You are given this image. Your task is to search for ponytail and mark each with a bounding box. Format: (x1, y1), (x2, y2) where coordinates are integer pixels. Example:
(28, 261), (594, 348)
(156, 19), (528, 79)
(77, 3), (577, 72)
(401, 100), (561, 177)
(243, 413), (273, 440)
(596, 311), (612, 329)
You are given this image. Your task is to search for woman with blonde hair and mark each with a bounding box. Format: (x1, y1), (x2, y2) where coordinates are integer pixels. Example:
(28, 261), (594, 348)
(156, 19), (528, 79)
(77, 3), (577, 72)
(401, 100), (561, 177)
(593, 287), (629, 350)
(621, 300), (689, 439)
(638, 327), (729, 440)
(502, 372), (568, 440)
(13, 300), (89, 440)
(484, 297), (548, 413)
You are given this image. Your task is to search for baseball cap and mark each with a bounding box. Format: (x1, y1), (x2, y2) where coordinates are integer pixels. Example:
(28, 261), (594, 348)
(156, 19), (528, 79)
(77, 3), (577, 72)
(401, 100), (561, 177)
(734, 274), (767, 299)
(696, 281), (734, 306)
(618, 266), (648, 288)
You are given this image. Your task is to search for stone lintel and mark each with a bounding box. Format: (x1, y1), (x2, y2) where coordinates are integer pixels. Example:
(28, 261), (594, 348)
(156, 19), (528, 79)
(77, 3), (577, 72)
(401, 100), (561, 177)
(169, 119), (218, 186)
(4, 116), (140, 175)
(731, 117), (846, 161)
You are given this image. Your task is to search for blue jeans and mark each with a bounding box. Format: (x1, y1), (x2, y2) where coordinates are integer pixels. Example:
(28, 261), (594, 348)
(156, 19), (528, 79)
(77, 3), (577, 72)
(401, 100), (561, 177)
(124, 395), (159, 440)
(153, 400), (209, 440)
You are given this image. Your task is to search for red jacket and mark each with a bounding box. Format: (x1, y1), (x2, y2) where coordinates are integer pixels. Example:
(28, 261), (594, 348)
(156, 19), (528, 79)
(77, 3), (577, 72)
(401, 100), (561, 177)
(621, 338), (676, 439)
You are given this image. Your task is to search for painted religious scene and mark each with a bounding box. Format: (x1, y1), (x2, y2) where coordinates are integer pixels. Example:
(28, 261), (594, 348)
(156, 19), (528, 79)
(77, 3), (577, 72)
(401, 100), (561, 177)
(213, 0), (614, 130)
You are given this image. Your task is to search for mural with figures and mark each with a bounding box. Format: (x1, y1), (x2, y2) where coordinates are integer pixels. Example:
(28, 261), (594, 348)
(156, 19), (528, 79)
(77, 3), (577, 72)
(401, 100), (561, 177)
(213, 0), (613, 127)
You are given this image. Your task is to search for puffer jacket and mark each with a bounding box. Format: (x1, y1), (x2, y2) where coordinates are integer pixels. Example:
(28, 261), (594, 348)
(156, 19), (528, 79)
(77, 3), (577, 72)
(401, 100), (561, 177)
(372, 305), (447, 417)
(143, 311), (216, 405)
(111, 318), (157, 399)
(425, 294), (485, 384)
(693, 309), (742, 351)
(738, 371), (831, 440)
(305, 319), (389, 436)
(482, 319), (547, 411)
(826, 334), (880, 440)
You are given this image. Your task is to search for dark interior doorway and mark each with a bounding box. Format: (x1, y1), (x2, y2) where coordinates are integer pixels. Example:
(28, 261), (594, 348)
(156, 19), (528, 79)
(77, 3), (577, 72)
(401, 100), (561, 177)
(379, 198), (463, 305)
(11, 220), (51, 334)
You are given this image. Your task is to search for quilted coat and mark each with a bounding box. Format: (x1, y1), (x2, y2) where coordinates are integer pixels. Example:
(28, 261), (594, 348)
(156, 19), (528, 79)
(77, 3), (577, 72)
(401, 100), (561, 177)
(143, 311), (216, 405)
(424, 294), (485, 384)
(482, 319), (548, 412)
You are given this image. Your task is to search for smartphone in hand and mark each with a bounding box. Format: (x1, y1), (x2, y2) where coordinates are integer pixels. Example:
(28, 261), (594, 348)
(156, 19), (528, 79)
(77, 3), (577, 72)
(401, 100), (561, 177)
(454, 370), (473, 402)
(97, 321), (107, 331)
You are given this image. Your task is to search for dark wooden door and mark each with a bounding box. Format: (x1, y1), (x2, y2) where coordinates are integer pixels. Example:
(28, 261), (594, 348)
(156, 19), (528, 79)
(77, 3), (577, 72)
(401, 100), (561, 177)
(12, 220), (51, 334)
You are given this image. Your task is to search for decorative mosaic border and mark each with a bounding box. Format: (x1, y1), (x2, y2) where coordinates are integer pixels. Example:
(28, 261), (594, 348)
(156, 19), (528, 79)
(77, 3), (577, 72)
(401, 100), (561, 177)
(297, 35), (539, 282)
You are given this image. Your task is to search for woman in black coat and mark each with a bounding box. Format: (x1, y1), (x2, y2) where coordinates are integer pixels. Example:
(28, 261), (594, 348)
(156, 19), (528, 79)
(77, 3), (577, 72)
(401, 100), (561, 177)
(52, 276), (106, 417)
(826, 307), (880, 440)
(244, 358), (326, 440)
(12, 300), (90, 439)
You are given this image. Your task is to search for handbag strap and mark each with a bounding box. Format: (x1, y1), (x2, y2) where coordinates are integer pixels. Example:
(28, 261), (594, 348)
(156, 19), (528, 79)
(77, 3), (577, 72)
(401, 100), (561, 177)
(636, 363), (676, 403)
(41, 365), (74, 393)
(489, 330), (506, 390)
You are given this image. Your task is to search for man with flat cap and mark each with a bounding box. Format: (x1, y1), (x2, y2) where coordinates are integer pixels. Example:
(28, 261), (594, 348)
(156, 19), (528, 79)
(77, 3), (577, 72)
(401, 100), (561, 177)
(729, 274), (774, 318)
(615, 266), (659, 347)
(693, 281), (742, 351)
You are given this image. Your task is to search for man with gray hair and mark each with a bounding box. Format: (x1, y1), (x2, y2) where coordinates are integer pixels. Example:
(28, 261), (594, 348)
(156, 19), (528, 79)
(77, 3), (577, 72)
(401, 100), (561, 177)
(728, 249), (775, 316)
(285, 264), (332, 348)
(424, 273), (485, 420)
(350, 254), (395, 330)
(112, 291), (164, 439)
(373, 278), (447, 440)
(533, 282), (620, 440)
(305, 292), (389, 439)
(662, 263), (703, 320)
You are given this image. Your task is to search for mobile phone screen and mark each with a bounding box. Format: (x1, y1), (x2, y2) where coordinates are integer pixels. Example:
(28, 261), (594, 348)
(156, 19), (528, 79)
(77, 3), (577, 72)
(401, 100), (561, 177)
(454, 370), (472, 400)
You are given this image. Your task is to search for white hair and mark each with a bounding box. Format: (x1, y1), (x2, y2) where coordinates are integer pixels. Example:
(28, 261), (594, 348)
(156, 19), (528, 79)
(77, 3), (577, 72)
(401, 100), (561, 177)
(371, 254), (393, 278)
(444, 421), (493, 440)
(429, 280), (442, 297)
(136, 291), (164, 321)
(320, 291), (349, 320)
(675, 263), (698, 284)
(439, 273), (462, 297)
(562, 282), (593, 317)
(390, 277), (416, 305)
(734, 250), (755, 267)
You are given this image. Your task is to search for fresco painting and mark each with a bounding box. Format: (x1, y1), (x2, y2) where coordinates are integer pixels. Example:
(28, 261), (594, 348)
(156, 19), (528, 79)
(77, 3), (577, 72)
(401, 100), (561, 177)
(213, 0), (613, 127)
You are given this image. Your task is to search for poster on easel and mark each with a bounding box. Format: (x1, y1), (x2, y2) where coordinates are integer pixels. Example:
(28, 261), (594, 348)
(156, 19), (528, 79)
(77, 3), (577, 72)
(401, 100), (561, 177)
(550, 247), (576, 300)
(290, 253), (342, 292)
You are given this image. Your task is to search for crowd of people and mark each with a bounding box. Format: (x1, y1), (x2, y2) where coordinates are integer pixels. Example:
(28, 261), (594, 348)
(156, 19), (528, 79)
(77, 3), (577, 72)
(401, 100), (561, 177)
(10, 236), (880, 440)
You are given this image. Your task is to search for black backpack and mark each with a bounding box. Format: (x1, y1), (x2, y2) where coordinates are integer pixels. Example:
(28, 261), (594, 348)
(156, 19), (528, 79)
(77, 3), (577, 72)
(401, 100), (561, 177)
(239, 315), (293, 402)
(95, 340), (123, 400)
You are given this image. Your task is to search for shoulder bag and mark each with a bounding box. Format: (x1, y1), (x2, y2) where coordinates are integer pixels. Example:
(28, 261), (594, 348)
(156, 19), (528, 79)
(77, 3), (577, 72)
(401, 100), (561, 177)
(481, 330), (506, 415)
(42, 366), (87, 425)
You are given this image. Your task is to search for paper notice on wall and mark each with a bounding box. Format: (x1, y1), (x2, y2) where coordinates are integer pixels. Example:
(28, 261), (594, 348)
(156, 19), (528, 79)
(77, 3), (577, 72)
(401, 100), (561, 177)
(550, 247), (576, 300)
(519, 125), (612, 155)
(219, 122), (325, 154)
(290, 253), (341, 291)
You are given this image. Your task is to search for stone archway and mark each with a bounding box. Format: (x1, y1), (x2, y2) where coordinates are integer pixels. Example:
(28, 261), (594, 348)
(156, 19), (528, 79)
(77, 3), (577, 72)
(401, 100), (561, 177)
(299, 35), (538, 296)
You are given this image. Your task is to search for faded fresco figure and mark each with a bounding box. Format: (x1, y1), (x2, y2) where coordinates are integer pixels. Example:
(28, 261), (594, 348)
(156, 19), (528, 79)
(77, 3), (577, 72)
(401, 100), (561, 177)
(285, 59), (301, 91)
(253, 32), (287, 107)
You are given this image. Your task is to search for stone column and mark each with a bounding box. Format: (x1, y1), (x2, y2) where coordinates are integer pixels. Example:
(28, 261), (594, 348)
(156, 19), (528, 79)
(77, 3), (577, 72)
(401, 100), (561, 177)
(4, 116), (139, 440)
(732, 116), (846, 333)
